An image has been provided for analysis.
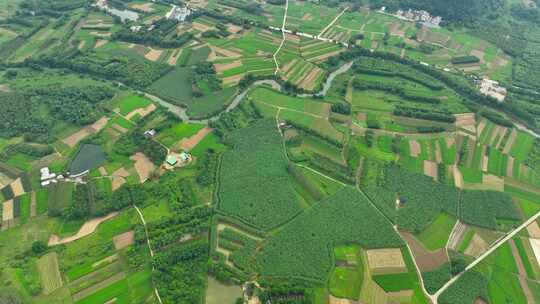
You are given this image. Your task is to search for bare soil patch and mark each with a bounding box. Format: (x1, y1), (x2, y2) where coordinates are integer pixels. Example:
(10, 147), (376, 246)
(481, 174), (504, 191)
(476, 119), (487, 137)
(298, 67), (323, 91)
(125, 103), (156, 120)
(193, 22), (213, 32)
(308, 49), (344, 62)
(409, 140), (421, 157)
(178, 127), (213, 151)
(223, 74), (244, 86)
(530, 238), (540, 267)
(98, 167), (108, 176)
(167, 49), (182, 66)
(214, 60), (242, 74)
(227, 23), (242, 33)
(111, 167), (129, 191)
(527, 221), (540, 239)
(112, 124), (129, 134)
(48, 212), (118, 246)
(452, 165), (463, 189)
(366, 248), (407, 275)
(63, 117), (108, 147)
(63, 129), (92, 148)
(503, 129), (518, 154)
(145, 48), (163, 62)
(210, 46), (242, 58)
(328, 296), (356, 304)
(506, 156), (515, 177)
(113, 230), (134, 250)
(130, 152), (155, 183)
(0, 84), (10, 92)
(401, 232), (448, 272)
(89, 117), (108, 131)
(423, 160), (438, 181)
(93, 39), (108, 50)
(464, 234), (488, 257)
(2, 200), (13, 222)
(10, 178), (25, 197)
(434, 141), (443, 164)
(281, 59), (297, 75)
(30, 191), (36, 217)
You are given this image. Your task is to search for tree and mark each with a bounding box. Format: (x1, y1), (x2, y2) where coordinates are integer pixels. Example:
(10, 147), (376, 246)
(31, 241), (47, 255)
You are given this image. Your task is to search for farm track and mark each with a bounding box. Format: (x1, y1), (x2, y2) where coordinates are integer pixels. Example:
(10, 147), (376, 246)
(133, 205), (163, 304)
(317, 7), (349, 39)
(273, 0), (289, 75)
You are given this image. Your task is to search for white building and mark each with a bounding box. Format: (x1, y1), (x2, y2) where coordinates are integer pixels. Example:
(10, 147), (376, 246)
(166, 5), (191, 22)
(479, 78), (507, 102)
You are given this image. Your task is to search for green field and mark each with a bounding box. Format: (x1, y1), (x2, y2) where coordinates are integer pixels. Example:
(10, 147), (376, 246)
(117, 94), (151, 116)
(156, 122), (204, 148)
(417, 213), (456, 251)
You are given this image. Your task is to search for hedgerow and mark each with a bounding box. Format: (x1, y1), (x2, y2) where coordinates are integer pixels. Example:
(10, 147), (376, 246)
(254, 187), (403, 282)
(217, 119), (302, 230)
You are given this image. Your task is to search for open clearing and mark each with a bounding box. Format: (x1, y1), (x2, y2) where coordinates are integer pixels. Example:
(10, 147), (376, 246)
(48, 212), (118, 246)
(2, 200), (13, 222)
(401, 232), (447, 272)
(178, 127), (213, 151)
(37, 252), (63, 294)
(11, 177), (25, 197)
(464, 234), (489, 257)
(366, 248), (407, 274)
(125, 103), (156, 120)
(144, 48), (163, 61)
(530, 238), (540, 267)
(113, 230), (134, 250)
(130, 152), (155, 183)
(527, 221), (540, 238)
(62, 117), (109, 147)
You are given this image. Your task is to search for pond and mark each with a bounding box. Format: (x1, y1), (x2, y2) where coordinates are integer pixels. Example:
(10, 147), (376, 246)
(69, 144), (106, 176)
(205, 276), (242, 304)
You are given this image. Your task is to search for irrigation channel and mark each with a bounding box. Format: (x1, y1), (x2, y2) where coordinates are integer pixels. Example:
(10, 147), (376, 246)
(144, 61), (354, 124)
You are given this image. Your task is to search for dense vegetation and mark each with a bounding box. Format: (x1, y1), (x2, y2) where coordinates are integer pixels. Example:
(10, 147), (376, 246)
(217, 119), (302, 230)
(254, 187), (403, 281)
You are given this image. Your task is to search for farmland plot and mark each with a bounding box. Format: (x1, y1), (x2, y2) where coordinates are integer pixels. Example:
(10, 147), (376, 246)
(37, 252), (63, 294)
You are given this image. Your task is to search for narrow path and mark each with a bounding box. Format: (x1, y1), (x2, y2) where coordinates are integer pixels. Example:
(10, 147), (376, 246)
(30, 191), (36, 218)
(317, 7), (349, 39)
(273, 0), (289, 75)
(133, 205), (163, 304)
(257, 101), (326, 119)
(433, 210), (540, 301)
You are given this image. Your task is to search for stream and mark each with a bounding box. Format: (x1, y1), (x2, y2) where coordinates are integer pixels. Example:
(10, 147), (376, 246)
(145, 61), (355, 124)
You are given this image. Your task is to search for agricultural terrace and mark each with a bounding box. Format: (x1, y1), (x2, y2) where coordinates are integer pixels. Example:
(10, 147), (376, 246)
(217, 119), (303, 230)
